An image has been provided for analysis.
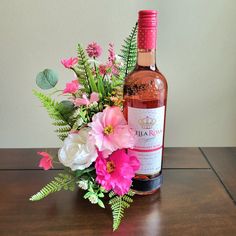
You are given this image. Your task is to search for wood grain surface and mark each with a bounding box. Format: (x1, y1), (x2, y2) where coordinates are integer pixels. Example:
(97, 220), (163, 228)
(0, 148), (235, 236)
(200, 147), (236, 203)
(0, 147), (209, 170)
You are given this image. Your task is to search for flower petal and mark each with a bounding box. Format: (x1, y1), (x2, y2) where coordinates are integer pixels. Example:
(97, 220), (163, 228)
(90, 92), (99, 103)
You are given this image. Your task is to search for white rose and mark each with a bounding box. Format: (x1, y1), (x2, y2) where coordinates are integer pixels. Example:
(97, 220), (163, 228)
(58, 127), (97, 171)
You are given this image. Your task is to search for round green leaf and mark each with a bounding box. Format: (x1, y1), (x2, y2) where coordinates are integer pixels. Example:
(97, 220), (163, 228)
(58, 100), (75, 120)
(36, 69), (58, 90)
(58, 101), (74, 114)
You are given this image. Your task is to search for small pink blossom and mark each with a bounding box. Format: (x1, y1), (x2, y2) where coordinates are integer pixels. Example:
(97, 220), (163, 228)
(95, 150), (140, 196)
(63, 80), (80, 94)
(86, 42), (102, 58)
(38, 152), (53, 170)
(61, 57), (78, 69)
(98, 64), (108, 76)
(107, 43), (119, 75)
(74, 92), (99, 106)
(88, 106), (135, 157)
(108, 43), (116, 63)
(107, 62), (119, 75)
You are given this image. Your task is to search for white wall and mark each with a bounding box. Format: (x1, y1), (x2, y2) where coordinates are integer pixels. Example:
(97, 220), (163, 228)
(0, 0), (235, 148)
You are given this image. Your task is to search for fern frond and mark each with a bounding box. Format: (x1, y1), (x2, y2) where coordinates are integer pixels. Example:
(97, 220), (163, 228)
(119, 23), (138, 77)
(33, 90), (72, 140)
(77, 44), (97, 93)
(55, 126), (71, 134)
(109, 190), (135, 231)
(29, 173), (76, 201)
(52, 120), (68, 126)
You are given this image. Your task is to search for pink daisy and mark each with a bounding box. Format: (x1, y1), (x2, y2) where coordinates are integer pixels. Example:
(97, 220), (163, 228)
(88, 106), (135, 157)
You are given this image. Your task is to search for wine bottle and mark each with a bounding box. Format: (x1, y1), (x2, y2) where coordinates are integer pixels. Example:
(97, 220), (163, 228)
(123, 10), (168, 195)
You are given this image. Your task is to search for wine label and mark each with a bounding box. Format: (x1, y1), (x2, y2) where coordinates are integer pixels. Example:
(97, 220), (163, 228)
(128, 106), (165, 175)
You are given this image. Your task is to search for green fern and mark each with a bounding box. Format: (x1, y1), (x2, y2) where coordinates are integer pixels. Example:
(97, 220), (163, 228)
(119, 23), (138, 77)
(109, 190), (135, 231)
(33, 90), (72, 140)
(29, 173), (76, 201)
(76, 44), (98, 93)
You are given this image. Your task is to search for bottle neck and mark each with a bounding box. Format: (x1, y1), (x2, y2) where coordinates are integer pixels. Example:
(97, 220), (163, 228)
(137, 48), (156, 68)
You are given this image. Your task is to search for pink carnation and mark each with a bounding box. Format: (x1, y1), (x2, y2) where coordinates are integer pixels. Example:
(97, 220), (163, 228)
(61, 57), (78, 69)
(38, 152), (53, 170)
(95, 150), (140, 196)
(88, 106), (135, 157)
(63, 80), (80, 94)
(86, 42), (102, 58)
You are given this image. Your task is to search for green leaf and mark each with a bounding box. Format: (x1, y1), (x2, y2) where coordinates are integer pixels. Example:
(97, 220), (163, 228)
(97, 75), (105, 96)
(58, 100), (75, 120)
(58, 101), (74, 114)
(98, 199), (105, 208)
(75, 166), (95, 178)
(84, 192), (92, 199)
(98, 192), (104, 198)
(36, 69), (58, 90)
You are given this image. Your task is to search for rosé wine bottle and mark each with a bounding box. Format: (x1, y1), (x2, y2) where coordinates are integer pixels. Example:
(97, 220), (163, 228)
(123, 10), (168, 195)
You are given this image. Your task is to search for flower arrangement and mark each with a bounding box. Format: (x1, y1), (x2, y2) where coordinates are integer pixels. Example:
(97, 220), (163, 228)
(30, 23), (139, 231)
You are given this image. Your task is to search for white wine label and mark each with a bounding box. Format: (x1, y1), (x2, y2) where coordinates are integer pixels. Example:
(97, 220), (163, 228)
(128, 106), (165, 175)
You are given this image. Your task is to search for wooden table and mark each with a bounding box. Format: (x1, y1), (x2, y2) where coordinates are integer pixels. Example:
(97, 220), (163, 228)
(0, 148), (236, 236)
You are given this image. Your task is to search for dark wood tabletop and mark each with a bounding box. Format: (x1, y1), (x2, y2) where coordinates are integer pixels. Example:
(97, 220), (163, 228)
(0, 147), (236, 236)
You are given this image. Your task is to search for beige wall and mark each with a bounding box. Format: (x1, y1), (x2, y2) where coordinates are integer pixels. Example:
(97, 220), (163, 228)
(0, 0), (235, 148)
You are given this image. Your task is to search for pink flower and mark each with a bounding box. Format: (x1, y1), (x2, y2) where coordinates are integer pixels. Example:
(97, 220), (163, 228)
(63, 80), (80, 94)
(107, 43), (119, 75)
(98, 64), (108, 76)
(61, 57), (78, 69)
(74, 92), (99, 106)
(107, 62), (119, 75)
(108, 43), (115, 63)
(86, 42), (102, 58)
(88, 106), (135, 157)
(95, 150), (140, 196)
(38, 152), (53, 170)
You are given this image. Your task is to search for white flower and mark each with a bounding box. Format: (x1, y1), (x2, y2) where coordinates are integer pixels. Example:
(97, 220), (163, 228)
(78, 180), (88, 190)
(88, 194), (98, 204)
(76, 118), (83, 127)
(58, 127), (97, 171)
(115, 55), (124, 67)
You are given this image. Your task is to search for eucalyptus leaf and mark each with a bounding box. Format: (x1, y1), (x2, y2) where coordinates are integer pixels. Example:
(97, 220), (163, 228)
(36, 69), (58, 90)
(58, 101), (75, 114)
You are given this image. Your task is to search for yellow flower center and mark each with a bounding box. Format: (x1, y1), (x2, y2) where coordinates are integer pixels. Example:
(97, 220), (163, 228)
(103, 125), (114, 135)
(106, 161), (115, 173)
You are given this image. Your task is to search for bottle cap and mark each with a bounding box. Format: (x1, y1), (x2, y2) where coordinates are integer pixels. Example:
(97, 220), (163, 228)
(138, 10), (158, 49)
